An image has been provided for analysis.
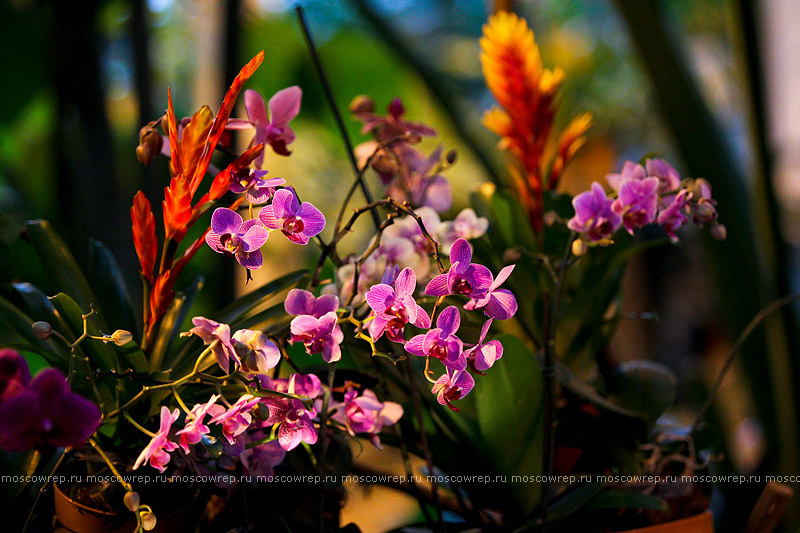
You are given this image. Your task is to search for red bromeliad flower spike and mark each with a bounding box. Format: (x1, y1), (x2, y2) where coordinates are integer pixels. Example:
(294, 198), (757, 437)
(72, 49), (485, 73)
(131, 191), (157, 284)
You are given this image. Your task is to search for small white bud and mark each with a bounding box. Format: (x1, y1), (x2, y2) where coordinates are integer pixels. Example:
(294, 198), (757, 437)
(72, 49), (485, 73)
(124, 491), (140, 511)
(572, 239), (588, 257)
(111, 330), (133, 346)
(140, 511), (156, 531)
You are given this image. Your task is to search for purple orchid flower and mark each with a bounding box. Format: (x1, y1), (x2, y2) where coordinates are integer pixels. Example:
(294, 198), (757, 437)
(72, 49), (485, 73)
(605, 160), (646, 191)
(241, 436), (286, 481)
(438, 208), (489, 254)
(289, 311), (344, 363)
(208, 394), (260, 445)
(176, 394), (220, 454)
(229, 168), (286, 204)
(0, 366), (101, 452)
(405, 306), (466, 370)
(260, 393), (318, 452)
(612, 177), (660, 234)
(206, 208), (269, 269)
(365, 267), (431, 343)
(425, 239), (493, 300)
(232, 329), (280, 374)
(464, 320), (504, 371)
(0, 348), (30, 401)
(355, 97), (437, 142)
(188, 317), (240, 374)
(227, 87), (302, 162)
(657, 190), (690, 242)
(645, 158), (682, 195)
(134, 406), (180, 472)
(567, 182), (622, 242)
(431, 369), (475, 412)
(330, 388), (403, 449)
(258, 188), (325, 245)
(463, 265), (518, 320)
(284, 289), (339, 318)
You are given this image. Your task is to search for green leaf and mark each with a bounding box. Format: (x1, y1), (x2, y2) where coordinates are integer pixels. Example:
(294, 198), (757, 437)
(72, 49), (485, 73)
(475, 334), (544, 513)
(11, 282), (68, 332)
(543, 482), (605, 523)
(24, 220), (107, 331)
(216, 269), (307, 324)
(150, 276), (204, 372)
(0, 294), (65, 363)
(88, 240), (137, 335)
(606, 360), (678, 425)
(583, 489), (668, 512)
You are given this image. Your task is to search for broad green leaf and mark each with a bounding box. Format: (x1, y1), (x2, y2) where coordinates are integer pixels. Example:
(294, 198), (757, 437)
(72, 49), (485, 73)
(0, 294), (65, 363)
(475, 334), (544, 513)
(11, 282), (69, 333)
(543, 482), (605, 523)
(88, 240), (137, 335)
(24, 220), (108, 331)
(149, 276), (204, 372)
(216, 269), (307, 324)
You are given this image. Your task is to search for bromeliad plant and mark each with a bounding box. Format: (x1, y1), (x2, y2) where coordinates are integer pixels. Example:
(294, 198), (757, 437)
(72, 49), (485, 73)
(0, 8), (737, 533)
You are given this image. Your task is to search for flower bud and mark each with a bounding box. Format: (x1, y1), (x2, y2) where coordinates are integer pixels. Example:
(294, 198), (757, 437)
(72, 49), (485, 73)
(445, 149), (457, 166)
(253, 403), (270, 421)
(32, 321), (52, 340)
(710, 223), (727, 241)
(140, 511), (156, 531)
(693, 200), (717, 225)
(690, 178), (712, 199)
(572, 239), (588, 257)
(543, 211), (558, 227)
(124, 491), (140, 511)
(349, 95), (375, 114)
(136, 125), (163, 166)
(111, 330), (133, 346)
(502, 248), (521, 263)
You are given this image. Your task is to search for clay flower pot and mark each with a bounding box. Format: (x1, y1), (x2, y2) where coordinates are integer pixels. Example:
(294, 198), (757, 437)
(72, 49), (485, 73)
(53, 479), (201, 533)
(619, 511), (713, 533)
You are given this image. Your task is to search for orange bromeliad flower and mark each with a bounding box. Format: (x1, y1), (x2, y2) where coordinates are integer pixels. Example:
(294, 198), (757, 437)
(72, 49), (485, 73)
(480, 10), (591, 231)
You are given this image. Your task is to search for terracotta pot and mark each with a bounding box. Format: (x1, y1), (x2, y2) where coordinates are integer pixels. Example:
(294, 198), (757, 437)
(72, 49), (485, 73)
(53, 480), (201, 533)
(618, 511), (713, 533)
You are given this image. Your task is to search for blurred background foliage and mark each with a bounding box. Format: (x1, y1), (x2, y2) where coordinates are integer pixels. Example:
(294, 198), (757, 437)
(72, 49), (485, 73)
(1, 0), (799, 530)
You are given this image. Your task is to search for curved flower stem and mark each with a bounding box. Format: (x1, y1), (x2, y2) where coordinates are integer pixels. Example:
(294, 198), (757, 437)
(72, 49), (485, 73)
(88, 438), (144, 531)
(172, 387), (191, 415)
(125, 411), (157, 438)
(692, 291), (800, 432)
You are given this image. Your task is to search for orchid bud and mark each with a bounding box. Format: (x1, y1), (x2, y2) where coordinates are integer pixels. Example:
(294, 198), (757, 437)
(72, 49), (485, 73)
(445, 149), (457, 166)
(502, 248), (521, 263)
(690, 178), (712, 199)
(693, 200), (717, 225)
(111, 330), (133, 346)
(140, 511), (156, 531)
(254, 403), (270, 421)
(124, 491), (140, 511)
(388, 98), (404, 118)
(711, 223), (727, 241)
(543, 211), (558, 227)
(349, 95), (375, 114)
(136, 125), (163, 166)
(160, 113), (170, 135)
(572, 239), (588, 257)
(32, 321), (52, 340)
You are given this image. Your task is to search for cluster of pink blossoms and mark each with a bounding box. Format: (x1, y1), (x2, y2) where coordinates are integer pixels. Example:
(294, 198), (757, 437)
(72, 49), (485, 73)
(567, 158), (726, 245)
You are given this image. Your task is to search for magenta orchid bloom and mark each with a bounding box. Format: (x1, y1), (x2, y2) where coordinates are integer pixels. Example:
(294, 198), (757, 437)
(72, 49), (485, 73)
(261, 394), (318, 451)
(188, 317), (239, 374)
(425, 239), (493, 300)
(0, 365), (101, 452)
(405, 306), (466, 370)
(330, 388), (403, 449)
(206, 208), (269, 269)
(645, 158), (682, 195)
(657, 190), (690, 242)
(289, 311), (344, 363)
(431, 369), (475, 412)
(134, 406), (180, 472)
(259, 188), (325, 245)
(176, 394), (220, 454)
(605, 160), (646, 191)
(464, 319), (504, 371)
(209, 394), (260, 445)
(0, 348), (30, 401)
(230, 87), (302, 162)
(284, 289), (339, 318)
(232, 329), (280, 374)
(355, 97), (437, 142)
(612, 177), (660, 234)
(567, 182), (622, 242)
(241, 435), (286, 481)
(365, 267), (431, 342)
(463, 264), (518, 320)
(229, 168), (286, 204)
(438, 208), (489, 253)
